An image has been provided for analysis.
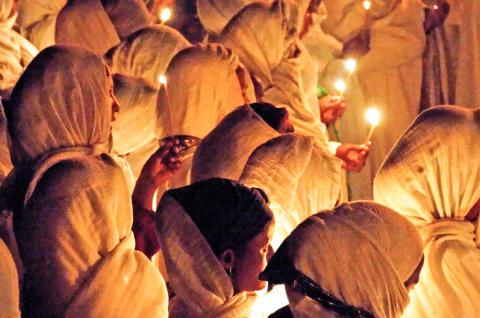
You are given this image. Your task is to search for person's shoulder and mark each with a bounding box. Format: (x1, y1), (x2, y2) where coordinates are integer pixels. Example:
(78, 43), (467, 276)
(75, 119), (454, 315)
(269, 306), (293, 318)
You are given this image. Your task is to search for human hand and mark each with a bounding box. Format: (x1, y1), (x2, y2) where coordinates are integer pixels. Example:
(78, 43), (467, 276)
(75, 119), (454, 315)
(133, 140), (182, 210)
(319, 95), (346, 124)
(335, 142), (370, 173)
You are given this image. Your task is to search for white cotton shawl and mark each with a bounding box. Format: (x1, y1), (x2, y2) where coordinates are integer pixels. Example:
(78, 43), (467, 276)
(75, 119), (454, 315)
(16, 0), (66, 50)
(374, 105), (480, 318)
(101, 0), (151, 40)
(157, 44), (254, 189)
(105, 25), (191, 89)
(55, 0), (120, 55)
(219, 1), (297, 88)
(0, 239), (19, 318)
(275, 202), (423, 318)
(111, 74), (159, 156)
(0, 0), (38, 98)
(4, 46), (168, 317)
(191, 105), (279, 183)
(197, 0), (262, 36)
(158, 43), (252, 140)
(156, 193), (258, 318)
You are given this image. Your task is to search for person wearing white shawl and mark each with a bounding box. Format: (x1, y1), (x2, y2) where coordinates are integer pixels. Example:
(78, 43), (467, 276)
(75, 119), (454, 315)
(105, 25), (191, 89)
(192, 103), (343, 248)
(261, 201), (424, 318)
(374, 105), (480, 318)
(0, 239), (19, 318)
(321, 0), (425, 179)
(1, 45), (168, 317)
(219, 1), (369, 173)
(155, 178), (274, 318)
(0, 0), (38, 99)
(157, 43), (255, 189)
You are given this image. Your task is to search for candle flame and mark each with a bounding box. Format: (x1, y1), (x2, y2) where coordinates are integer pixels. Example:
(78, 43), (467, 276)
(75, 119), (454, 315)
(363, 0), (372, 10)
(433, 4), (438, 10)
(366, 107), (381, 126)
(334, 80), (346, 94)
(345, 58), (357, 73)
(158, 74), (167, 86)
(160, 7), (172, 23)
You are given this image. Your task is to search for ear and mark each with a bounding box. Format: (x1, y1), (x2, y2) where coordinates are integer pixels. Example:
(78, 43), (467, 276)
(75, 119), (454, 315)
(218, 249), (236, 271)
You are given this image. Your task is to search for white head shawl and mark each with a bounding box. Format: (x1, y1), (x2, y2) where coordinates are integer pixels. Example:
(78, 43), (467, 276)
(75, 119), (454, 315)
(111, 74), (158, 156)
(157, 43), (253, 139)
(5, 45), (168, 317)
(191, 105), (279, 183)
(263, 201), (423, 318)
(105, 25), (191, 89)
(6, 45), (112, 167)
(239, 133), (314, 247)
(155, 180), (271, 317)
(101, 0), (151, 39)
(16, 0), (66, 30)
(55, 0), (120, 55)
(197, 0), (263, 36)
(0, 239), (19, 318)
(374, 105), (480, 317)
(218, 1), (297, 87)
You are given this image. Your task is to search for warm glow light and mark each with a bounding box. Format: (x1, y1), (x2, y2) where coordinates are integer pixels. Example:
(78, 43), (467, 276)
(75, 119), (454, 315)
(433, 4), (438, 10)
(366, 107), (381, 126)
(158, 74), (167, 86)
(334, 80), (346, 95)
(363, 0), (372, 10)
(160, 7), (172, 23)
(345, 58), (357, 73)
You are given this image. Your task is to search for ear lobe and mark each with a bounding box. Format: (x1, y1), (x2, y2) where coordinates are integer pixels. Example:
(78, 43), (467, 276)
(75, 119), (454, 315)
(218, 249), (236, 270)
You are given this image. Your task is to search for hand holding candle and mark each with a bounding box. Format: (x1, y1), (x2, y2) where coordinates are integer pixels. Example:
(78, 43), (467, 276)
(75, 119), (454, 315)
(365, 107), (381, 143)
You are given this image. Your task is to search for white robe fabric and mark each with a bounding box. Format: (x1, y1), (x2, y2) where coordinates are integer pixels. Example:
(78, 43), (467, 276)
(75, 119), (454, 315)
(453, 1), (480, 109)
(16, 0), (66, 50)
(105, 25), (191, 89)
(157, 43), (254, 189)
(55, 0), (120, 55)
(0, 239), (19, 318)
(101, 0), (151, 40)
(155, 191), (258, 318)
(219, 1), (332, 150)
(322, 0), (425, 179)
(2, 46), (168, 317)
(374, 105), (480, 318)
(266, 201), (423, 318)
(0, 0), (38, 99)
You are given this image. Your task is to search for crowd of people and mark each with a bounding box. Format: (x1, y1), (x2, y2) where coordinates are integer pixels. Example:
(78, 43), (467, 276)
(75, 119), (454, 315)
(0, 0), (478, 317)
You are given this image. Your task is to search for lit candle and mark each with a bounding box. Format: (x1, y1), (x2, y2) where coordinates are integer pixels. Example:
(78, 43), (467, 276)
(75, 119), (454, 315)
(345, 58), (357, 73)
(159, 7), (172, 24)
(334, 79), (346, 96)
(158, 74), (173, 137)
(433, 4), (438, 10)
(365, 107), (381, 143)
(362, 0), (372, 11)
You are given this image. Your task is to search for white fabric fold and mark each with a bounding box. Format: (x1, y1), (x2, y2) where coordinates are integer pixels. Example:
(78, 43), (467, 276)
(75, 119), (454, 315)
(105, 25), (191, 89)
(374, 105), (480, 318)
(55, 0), (120, 55)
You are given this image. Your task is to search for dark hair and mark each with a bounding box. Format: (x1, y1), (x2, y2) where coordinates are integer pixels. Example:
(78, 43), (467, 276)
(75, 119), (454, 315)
(167, 178), (273, 256)
(250, 102), (289, 132)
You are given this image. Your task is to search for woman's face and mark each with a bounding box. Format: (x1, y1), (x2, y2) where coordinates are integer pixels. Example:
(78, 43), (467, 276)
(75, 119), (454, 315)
(233, 220), (275, 292)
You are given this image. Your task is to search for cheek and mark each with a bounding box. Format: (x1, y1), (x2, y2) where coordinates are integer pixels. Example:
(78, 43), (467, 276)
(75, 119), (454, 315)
(235, 250), (269, 291)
